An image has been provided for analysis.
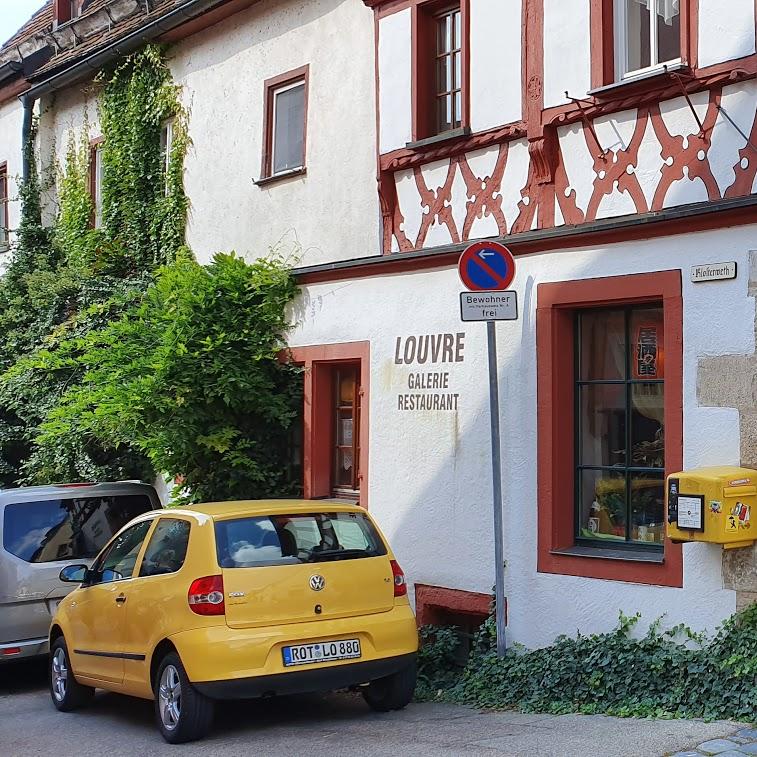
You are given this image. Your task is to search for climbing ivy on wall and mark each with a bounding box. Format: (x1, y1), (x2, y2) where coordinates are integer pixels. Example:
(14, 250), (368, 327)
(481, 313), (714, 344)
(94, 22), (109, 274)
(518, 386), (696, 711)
(0, 45), (188, 485)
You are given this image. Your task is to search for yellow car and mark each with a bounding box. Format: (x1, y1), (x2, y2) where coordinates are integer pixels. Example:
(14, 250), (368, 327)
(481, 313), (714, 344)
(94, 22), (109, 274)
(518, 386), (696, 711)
(48, 500), (418, 743)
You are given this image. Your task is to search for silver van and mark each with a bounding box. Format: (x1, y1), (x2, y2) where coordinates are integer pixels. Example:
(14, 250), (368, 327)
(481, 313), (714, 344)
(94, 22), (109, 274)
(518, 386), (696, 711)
(0, 482), (161, 661)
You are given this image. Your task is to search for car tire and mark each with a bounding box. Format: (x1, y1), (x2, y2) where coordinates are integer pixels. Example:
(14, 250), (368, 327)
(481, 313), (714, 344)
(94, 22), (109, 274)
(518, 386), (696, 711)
(362, 659), (417, 712)
(154, 651), (214, 744)
(49, 637), (95, 712)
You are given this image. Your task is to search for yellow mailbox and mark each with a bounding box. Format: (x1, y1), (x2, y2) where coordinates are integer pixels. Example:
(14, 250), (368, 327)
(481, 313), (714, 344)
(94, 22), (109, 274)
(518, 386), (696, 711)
(666, 466), (756, 549)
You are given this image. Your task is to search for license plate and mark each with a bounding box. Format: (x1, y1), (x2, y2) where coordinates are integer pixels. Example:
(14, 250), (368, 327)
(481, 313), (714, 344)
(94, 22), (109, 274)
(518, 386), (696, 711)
(282, 638), (361, 667)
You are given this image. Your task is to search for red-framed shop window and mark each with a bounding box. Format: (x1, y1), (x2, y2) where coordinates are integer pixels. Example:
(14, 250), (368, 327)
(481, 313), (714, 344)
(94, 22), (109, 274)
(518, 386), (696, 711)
(412, 0), (470, 140)
(590, 0), (696, 89)
(286, 342), (370, 506)
(536, 270), (683, 587)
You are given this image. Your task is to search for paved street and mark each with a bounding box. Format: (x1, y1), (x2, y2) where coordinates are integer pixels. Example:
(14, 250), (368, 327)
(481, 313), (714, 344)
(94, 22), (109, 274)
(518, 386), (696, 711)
(1, 658), (752, 757)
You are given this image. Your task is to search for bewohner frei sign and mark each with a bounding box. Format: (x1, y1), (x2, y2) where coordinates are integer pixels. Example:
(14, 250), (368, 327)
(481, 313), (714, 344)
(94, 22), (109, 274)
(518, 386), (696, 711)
(690, 262), (737, 283)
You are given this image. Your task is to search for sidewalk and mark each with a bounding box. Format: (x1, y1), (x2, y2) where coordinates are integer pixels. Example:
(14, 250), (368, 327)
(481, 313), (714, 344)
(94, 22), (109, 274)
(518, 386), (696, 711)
(672, 728), (757, 757)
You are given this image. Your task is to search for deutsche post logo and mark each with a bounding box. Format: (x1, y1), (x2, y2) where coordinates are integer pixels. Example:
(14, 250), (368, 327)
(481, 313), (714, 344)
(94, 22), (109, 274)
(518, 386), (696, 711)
(309, 575), (325, 591)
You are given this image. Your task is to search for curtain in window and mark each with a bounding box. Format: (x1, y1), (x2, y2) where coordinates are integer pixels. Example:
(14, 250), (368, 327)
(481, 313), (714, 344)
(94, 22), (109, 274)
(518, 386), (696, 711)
(633, 0), (680, 25)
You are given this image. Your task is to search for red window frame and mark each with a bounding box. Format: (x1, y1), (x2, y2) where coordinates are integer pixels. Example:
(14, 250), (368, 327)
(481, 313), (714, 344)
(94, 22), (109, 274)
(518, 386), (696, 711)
(260, 65), (310, 181)
(536, 271), (683, 587)
(286, 342), (370, 506)
(412, 0), (469, 140)
(589, 0), (697, 89)
(0, 162), (8, 248)
(54, 0), (81, 26)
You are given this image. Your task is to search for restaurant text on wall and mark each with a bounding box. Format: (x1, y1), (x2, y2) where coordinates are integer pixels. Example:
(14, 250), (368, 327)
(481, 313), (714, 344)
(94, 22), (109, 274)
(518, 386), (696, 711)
(394, 333), (465, 411)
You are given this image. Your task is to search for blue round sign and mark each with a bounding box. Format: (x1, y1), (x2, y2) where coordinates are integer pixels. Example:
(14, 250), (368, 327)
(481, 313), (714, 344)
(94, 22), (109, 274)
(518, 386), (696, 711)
(458, 241), (516, 291)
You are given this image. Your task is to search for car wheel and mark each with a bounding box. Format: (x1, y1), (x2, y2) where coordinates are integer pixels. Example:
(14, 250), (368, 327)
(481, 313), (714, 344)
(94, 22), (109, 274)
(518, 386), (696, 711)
(154, 652), (214, 744)
(49, 637), (94, 712)
(362, 659), (417, 712)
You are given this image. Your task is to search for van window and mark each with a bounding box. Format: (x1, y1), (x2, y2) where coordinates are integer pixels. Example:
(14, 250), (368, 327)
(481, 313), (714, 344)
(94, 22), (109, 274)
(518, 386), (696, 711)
(215, 512), (387, 568)
(2, 495), (153, 563)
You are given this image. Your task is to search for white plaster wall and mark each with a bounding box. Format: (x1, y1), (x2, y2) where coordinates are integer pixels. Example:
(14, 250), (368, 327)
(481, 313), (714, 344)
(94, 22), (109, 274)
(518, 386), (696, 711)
(289, 224), (757, 647)
(378, 8), (412, 153)
(698, 0), (756, 69)
(0, 98), (25, 263)
(543, 0), (591, 108)
(169, 0), (379, 267)
(470, 0), (522, 131)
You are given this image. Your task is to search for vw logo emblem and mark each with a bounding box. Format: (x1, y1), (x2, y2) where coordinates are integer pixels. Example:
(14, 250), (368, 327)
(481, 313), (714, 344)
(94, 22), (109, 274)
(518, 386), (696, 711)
(309, 575), (325, 592)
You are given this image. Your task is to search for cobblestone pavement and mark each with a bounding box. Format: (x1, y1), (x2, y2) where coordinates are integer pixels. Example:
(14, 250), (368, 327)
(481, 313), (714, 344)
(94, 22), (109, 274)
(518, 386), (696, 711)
(672, 728), (757, 757)
(1, 658), (753, 756)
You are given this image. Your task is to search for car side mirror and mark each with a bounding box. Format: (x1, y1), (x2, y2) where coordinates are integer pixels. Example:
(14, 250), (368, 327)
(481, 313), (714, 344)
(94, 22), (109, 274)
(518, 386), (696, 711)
(59, 564), (89, 583)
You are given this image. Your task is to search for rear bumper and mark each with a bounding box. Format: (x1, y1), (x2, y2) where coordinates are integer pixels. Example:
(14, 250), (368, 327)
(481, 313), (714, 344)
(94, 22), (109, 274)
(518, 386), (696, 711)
(194, 652), (416, 700)
(0, 636), (49, 662)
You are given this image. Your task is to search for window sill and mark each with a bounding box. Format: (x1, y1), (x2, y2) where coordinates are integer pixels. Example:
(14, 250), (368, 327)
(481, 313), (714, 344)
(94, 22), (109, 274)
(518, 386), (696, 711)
(588, 61), (690, 98)
(551, 545), (664, 564)
(405, 127), (471, 151)
(254, 166), (306, 187)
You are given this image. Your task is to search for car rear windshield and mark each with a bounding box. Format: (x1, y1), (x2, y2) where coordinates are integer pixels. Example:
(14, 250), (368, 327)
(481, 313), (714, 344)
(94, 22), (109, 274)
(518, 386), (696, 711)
(215, 512), (387, 567)
(2, 495), (154, 563)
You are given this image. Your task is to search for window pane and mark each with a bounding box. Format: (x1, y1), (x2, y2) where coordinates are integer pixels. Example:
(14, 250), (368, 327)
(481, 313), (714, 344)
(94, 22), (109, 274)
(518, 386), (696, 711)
(579, 384), (627, 466)
(630, 307), (664, 379)
(631, 383), (664, 468)
(454, 90), (462, 128)
(338, 413), (353, 446)
(96, 520), (152, 583)
(272, 82), (305, 175)
(2, 495), (153, 563)
(579, 309), (625, 381)
(656, 5), (681, 63)
(625, 0), (651, 72)
(139, 519), (190, 577)
(630, 472), (665, 544)
(335, 448), (354, 488)
(579, 469), (626, 541)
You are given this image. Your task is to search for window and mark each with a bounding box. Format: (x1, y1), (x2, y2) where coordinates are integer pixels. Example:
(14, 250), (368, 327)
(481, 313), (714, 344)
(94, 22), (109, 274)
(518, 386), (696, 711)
(139, 518), (191, 577)
(89, 520), (152, 584)
(536, 271), (683, 587)
(413, 1), (468, 141)
(0, 163), (8, 249)
(262, 66), (309, 180)
(215, 512), (386, 568)
(54, 0), (82, 25)
(89, 142), (103, 228)
(333, 365), (361, 497)
(575, 306), (665, 549)
(617, 0), (681, 78)
(2, 495), (154, 564)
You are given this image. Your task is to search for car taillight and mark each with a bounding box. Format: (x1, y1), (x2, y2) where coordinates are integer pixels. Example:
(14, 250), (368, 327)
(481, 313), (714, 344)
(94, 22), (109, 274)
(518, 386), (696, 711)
(390, 559), (407, 597)
(188, 575), (225, 615)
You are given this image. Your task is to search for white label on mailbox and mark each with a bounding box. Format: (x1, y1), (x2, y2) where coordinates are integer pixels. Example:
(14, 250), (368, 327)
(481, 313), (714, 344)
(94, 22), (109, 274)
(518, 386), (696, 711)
(677, 495), (703, 530)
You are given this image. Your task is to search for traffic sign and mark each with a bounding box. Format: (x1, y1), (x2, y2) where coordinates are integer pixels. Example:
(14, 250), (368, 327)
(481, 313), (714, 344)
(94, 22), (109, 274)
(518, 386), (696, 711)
(460, 291), (518, 322)
(458, 241), (516, 292)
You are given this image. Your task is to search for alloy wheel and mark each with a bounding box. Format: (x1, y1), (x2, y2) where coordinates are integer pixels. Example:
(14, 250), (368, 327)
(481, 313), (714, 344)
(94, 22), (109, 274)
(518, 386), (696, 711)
(158, 664), (182, 730)
(51, 647), (68, 702)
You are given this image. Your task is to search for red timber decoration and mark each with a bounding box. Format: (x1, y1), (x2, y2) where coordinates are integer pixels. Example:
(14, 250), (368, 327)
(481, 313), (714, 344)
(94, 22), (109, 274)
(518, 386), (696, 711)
(368, 0), (757, 256)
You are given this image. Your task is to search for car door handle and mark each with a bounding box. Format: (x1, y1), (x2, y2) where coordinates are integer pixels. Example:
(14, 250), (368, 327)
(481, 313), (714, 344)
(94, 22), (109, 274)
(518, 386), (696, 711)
(115, 594), (127, 605)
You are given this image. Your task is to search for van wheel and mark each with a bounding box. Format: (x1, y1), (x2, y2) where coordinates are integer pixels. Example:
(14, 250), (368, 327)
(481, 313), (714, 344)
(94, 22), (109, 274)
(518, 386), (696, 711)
(49, 637), (94, 712)
(362, 659), (417, 712)
(154, 652), (214, 744)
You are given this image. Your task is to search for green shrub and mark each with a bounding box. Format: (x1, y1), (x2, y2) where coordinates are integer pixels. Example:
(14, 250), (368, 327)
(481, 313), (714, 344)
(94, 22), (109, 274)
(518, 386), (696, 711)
(417, 604), (757, 720)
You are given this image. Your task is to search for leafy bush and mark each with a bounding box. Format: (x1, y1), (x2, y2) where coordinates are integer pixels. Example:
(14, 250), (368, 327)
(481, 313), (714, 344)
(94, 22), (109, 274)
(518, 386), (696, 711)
(30, 253), (302, 502)
(417, 604), (757, 721)
(416, 625), (463, 699)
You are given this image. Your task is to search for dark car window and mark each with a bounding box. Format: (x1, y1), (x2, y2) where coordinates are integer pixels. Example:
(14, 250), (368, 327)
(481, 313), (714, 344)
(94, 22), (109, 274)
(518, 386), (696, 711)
(215, 512), (387, 568)
(139, 519), (191, 577)
(2, 495), (154, 563)
(89, 520), (153, 585)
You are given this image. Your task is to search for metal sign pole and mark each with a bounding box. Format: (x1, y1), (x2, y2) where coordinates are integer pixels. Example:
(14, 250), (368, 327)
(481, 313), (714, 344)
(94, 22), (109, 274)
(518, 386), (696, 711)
(486, 319), (507, 656)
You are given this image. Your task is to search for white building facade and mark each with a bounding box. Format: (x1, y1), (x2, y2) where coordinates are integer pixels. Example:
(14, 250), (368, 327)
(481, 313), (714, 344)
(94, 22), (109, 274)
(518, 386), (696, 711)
(1, 0), (756, 646)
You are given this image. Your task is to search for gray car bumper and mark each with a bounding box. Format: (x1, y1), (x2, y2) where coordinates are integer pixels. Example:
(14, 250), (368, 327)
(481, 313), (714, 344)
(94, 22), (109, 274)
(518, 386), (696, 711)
(0, 636), (49, 662)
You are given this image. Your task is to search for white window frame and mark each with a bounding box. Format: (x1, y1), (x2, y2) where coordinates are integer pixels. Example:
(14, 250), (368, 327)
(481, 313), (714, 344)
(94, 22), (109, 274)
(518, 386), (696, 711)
(160, 118), (175, 195)
(93, 145), (103, 229)
(271, 79), (306, 177)
(614, 0), (682, 81)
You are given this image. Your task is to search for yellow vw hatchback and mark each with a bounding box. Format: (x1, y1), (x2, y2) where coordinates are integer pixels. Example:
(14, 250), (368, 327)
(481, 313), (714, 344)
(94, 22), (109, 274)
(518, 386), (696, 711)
(48, 500), (418, 743)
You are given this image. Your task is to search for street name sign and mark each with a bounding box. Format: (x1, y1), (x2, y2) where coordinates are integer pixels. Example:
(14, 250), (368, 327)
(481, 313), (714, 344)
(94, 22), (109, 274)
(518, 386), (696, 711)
(690, 262), (737, 283)
(460, 291), (518, 321)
